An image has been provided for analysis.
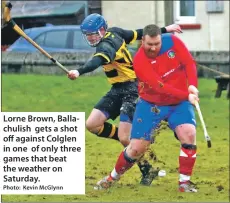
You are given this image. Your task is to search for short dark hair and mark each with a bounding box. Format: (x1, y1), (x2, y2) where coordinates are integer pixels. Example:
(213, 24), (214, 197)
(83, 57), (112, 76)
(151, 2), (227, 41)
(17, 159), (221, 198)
(143, 24), (161, 37)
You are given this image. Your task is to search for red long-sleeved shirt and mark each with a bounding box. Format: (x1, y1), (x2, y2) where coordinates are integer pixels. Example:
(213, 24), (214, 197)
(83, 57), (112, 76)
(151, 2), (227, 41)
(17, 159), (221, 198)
(133, 33), (197, 106)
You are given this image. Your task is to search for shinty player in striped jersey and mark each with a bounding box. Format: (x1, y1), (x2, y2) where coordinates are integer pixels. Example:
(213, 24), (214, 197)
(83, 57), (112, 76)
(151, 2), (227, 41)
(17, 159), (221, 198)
(67, 13), (182, 186)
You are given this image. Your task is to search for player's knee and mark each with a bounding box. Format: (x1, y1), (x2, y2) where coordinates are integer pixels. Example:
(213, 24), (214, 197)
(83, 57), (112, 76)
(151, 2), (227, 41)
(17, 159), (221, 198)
(184, 127), (196, 142)
(118, 135), (130, 147)
(118, 122), (132, 147)
(176, 124), (196, 144)
(187, 130), (196, 140)
(126, 140), (149, 159)
(86, 109), (107, 132)
(85, 119), (100, 133)
(85, 119), (93, 131)
(126, 146), (143, 158)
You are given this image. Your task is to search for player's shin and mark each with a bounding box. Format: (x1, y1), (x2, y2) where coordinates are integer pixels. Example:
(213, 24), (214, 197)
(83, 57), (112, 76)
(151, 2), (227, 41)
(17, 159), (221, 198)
(137, 157), (153, 178)
(137, 149), (163, 186)
(179, 144), (197, 183)
(96, 122), (119, 141)
(110, 149), (136, 180)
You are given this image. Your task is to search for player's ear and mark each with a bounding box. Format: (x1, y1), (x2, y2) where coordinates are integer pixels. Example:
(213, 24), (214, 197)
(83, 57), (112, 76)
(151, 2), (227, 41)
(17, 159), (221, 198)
(141, 36), (144, 45)
(99, 27), (106, 35)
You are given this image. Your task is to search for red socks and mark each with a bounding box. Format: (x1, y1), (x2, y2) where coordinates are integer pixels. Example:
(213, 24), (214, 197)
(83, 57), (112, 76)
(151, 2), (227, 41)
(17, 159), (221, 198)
(179, 144), (197, 183)
(114, 150), (136, 175)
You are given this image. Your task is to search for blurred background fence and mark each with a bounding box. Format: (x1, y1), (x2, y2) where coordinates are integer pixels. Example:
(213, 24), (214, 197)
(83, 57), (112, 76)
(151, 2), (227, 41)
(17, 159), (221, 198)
(2, 50), (229, 78)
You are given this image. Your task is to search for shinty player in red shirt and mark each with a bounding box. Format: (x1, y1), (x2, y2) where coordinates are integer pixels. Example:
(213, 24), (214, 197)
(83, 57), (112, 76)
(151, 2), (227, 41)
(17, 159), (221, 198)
(95, 24), (200, 192)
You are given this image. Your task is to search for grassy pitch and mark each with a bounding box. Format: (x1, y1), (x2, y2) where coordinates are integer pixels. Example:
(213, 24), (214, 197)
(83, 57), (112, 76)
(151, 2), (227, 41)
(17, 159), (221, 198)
(1, 74), (229, 202)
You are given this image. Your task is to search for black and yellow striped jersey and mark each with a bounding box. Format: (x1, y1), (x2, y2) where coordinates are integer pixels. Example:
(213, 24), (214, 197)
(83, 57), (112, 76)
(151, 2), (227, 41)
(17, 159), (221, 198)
(94, 27), (138, 84)
(77, 27), (168, 84)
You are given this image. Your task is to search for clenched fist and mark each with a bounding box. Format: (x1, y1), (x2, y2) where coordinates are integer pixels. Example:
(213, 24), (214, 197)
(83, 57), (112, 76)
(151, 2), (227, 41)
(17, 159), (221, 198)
(165, 24), (183, 34)
(188, 85), (199, 96)
(188, 93), (199, 105)
(67, 70), (80, 80)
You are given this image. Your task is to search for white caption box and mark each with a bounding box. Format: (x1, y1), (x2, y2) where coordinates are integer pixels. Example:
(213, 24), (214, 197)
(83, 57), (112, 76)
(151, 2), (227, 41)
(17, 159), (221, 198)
(0, 112), (85, 195)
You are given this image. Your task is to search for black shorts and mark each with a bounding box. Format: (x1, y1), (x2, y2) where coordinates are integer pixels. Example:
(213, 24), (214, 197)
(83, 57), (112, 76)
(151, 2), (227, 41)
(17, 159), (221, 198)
(94, 80), (138, 122)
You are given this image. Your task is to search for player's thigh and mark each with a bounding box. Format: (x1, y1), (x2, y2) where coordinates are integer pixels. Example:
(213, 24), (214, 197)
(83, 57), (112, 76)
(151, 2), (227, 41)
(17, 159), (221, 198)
(119, 81), (139, 123)
(175, 124), (196, 144)
(131, 98), (169, 141)
(120, 94), (137, 124)
(168, 101), (196, 130)
(168, 101), (196, 142)
(118, 90), (137, 143)
(94, 89), (121, 121)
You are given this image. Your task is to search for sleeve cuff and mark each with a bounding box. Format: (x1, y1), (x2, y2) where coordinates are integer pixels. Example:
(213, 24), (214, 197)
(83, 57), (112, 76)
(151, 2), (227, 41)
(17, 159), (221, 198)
(129, 30), (138, 44)
(161, 27), (167, 34)
(77, 68), (84, 75)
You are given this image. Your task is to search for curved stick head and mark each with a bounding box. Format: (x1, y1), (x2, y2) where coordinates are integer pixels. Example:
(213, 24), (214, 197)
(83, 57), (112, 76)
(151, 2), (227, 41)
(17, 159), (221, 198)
(3, 1), (12, 23)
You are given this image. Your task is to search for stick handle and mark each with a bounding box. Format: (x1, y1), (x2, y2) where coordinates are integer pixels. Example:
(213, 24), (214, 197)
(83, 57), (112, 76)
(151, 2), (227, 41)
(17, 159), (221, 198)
(194, 101), (208, 135)
(194, 101), (212, 148)
(12, 23), (69, 74)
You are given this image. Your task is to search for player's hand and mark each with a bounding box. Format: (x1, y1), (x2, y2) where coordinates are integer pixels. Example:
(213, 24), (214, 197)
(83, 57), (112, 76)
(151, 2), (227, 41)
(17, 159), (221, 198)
(165, 24), (183, 34)
(67, 70), (79, 80)
(188, 93), (199, 105)
(188, 85), (199, 96)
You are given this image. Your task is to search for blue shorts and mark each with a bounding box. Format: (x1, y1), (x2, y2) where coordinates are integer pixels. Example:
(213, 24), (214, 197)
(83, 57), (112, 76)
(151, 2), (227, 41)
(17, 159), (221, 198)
(131, 98), (196, 141)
